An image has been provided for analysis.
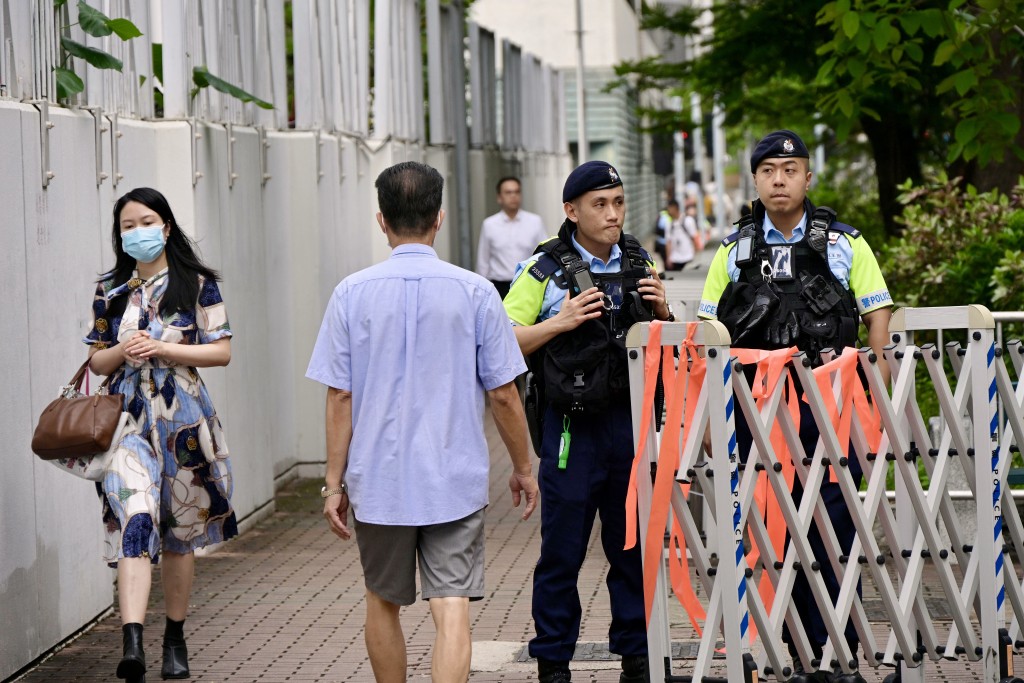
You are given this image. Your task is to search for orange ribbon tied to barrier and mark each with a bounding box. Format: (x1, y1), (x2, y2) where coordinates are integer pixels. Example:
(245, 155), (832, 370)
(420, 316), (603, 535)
(811, 346), (883, 465)
(624, 321), (707, 631)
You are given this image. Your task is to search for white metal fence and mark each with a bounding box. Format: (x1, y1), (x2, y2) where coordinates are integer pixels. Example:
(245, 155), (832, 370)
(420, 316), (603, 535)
(628, 307), (1024, 683)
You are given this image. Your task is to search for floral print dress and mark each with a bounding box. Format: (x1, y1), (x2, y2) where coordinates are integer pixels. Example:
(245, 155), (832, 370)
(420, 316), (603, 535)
(84, 268), (237, 565)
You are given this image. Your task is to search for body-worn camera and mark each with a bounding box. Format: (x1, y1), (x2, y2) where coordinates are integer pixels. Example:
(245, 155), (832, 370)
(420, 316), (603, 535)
(566, 260), (596, 296)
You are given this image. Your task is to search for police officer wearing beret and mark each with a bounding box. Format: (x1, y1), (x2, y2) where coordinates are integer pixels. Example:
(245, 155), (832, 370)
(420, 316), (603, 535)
(504, 161), (672, 683)
(699, 130), (893, 683)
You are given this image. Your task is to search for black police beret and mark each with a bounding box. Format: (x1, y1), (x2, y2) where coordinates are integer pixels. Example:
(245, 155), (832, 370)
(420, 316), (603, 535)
(562, 160), (623, 203)
(750, 130), (809, 173)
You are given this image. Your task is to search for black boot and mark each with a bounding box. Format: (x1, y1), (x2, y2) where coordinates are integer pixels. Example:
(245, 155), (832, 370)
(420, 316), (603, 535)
(537, 658), (571, 683)
(161, 617), (190, 680)
(788, 658), (833, 683)
(620, 654), (650, 683)
(117, 623), (146, 682)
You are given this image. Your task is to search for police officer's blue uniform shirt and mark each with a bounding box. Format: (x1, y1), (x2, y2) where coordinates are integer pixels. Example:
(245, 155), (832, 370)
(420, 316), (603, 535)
(724, 211), (855, 289)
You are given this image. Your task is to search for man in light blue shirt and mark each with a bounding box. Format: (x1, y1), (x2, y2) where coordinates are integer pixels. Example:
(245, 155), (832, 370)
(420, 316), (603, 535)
(307, 161), (538, 683)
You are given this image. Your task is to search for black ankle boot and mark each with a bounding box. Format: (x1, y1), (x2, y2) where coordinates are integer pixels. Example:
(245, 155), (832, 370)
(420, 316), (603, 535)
(117, 623), (146, 682)
(161, 617), (189, 680)
(619, 654), (650, 683)
(537, 658), (571, 683)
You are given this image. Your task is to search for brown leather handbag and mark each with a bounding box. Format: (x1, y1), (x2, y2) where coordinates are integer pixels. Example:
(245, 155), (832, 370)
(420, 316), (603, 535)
(31, 359), (123, 460)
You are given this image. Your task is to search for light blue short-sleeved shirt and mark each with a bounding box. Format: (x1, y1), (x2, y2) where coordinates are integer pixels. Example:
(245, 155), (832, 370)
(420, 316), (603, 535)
(724, 212), (854, 286)
(306, 244), (527, 526)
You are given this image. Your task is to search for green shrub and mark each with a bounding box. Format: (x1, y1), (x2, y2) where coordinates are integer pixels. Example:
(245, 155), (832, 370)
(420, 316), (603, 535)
(880, 174), (1024, 324)
(877, 176), (1024, 481)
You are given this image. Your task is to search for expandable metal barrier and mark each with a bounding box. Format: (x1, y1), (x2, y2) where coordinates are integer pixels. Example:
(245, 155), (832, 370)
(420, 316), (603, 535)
(625, 306), (1024, 683)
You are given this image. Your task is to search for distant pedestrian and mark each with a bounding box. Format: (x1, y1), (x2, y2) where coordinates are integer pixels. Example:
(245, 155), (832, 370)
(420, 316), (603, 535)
(84, 187), (237, 682)
(652, 198), (676, 268)
(665, 199), (699, 271)
(308, 161), (539, 683)
(476, 176), (549, 298)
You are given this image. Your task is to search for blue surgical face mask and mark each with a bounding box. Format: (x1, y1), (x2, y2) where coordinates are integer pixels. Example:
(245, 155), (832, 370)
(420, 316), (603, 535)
(121, 224), (166, 263)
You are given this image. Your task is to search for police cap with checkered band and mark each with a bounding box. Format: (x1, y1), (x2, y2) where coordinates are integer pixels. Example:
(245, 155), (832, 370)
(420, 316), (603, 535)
(750, 130), (810, 173)
(562, 161), (623, 203)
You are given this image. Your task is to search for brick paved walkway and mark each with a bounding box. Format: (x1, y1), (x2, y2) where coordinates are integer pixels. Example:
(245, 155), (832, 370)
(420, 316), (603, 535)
(10, 410), (1010, 682)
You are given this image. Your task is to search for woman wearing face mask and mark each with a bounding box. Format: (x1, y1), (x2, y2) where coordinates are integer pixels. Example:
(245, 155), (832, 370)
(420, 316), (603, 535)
(85, 187), (236, 682)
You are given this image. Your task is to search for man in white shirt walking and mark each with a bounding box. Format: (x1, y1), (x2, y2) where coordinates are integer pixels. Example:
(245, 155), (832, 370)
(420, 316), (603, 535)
(476, 176), (548, 298)
(666, 198), (700, 271)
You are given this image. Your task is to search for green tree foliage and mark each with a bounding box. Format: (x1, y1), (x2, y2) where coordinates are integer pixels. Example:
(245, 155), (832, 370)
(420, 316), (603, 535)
(879, 175), (1024, 319)
(55, 0), (142, 100)
(817, 0), (1023, 167)
(614, 0), (1024, 237)
(191, 67), (274, 110)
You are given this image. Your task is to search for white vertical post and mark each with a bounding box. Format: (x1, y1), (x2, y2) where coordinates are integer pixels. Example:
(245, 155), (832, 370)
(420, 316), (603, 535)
(573, 0), (587, 163)
(969, 315), (1002, 683)
(712, 99), (726, 237)
(690, 92), (705, 229)
(372, 0), (391, 137)
(161, 0), (188, 118)
(672, 95), (684, 204)
(813, 122), (826, 188)
(705, 335), (749, 678)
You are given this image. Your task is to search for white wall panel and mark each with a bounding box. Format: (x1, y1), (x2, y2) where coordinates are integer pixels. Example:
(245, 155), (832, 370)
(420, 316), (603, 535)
(261, 132), (324, 472)
(27, 107), (112, 643)
(202, 125), (275, 518)
(0, 103), (48, 679)
(0, 103), (113, 681)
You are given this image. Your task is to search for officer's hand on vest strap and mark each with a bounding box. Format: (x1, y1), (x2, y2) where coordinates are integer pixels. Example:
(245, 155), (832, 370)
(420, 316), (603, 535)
(553, 287), (604, 333)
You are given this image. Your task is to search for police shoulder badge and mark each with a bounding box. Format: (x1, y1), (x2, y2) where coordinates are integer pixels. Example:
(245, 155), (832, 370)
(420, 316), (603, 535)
(782, 139), (795, 154)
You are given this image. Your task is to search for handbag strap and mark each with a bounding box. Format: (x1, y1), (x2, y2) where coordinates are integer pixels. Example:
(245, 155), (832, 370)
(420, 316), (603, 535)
(70, 358), (114, 395)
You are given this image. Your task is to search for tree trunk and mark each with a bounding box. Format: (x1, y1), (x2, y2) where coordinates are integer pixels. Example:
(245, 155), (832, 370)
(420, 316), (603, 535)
(860, 112), (923, 238)
(969, 33), (1024, 194)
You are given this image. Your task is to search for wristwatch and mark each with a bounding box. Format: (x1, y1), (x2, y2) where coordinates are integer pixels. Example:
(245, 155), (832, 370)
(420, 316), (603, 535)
(321, 483), (347, 498)
(662, 302), (676, 322)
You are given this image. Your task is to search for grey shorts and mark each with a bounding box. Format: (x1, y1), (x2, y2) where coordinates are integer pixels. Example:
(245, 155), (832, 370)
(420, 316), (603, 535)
(354, 507), (486, 606)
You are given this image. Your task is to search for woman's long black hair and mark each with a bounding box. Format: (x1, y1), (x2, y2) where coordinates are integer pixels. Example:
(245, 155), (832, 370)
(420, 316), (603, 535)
(99, 187), (221, 322)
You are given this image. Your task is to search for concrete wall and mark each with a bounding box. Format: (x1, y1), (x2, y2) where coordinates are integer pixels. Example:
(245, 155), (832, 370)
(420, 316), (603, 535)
(0, 100), (571, 679)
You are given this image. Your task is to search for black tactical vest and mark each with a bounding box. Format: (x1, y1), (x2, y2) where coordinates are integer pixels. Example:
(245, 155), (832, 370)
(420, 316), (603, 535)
(527, 220), (653, 413)
(716, 199), (860, 364)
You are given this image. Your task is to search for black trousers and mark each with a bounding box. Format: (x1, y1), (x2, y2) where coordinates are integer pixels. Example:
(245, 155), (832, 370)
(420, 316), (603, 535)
(529, 405), (647, 662)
